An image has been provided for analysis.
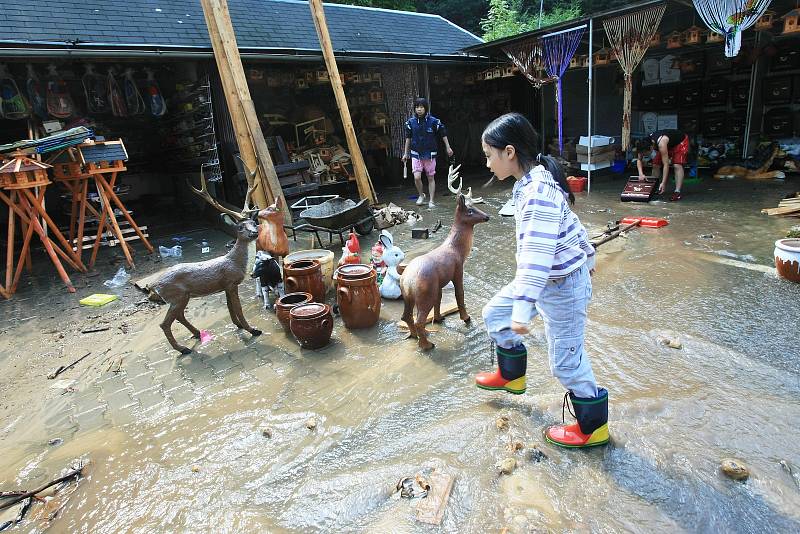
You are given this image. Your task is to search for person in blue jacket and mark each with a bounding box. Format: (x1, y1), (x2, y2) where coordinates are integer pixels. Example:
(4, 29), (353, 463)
(401, 98), (453, 208)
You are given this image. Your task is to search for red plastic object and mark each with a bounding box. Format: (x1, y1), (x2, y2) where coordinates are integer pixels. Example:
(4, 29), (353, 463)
(621, 216), (668, 228)
(567, 177), (587, 193)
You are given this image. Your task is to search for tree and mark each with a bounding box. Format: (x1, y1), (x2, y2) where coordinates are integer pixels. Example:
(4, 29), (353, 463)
(480, 0), (583, 41)
(327, 0), (417, 11)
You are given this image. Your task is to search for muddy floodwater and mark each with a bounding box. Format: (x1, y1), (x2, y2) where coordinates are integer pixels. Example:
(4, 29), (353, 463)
(1, 174), (799, 532)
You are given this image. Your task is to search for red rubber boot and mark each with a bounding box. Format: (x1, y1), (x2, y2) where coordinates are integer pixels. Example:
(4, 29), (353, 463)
(546, 388), (609, 448)
(475, 344), (526, 395)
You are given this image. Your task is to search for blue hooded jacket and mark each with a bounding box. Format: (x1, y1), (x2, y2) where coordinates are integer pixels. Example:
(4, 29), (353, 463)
(405, 114), (447, 160)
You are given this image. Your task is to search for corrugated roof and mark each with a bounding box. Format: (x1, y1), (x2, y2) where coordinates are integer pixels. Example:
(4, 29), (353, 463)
(0, 0), (482, 58)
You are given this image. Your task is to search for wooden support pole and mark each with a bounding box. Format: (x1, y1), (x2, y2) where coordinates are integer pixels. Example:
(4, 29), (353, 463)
(308, 0), (378, 204)
(200, 0), (291, 225)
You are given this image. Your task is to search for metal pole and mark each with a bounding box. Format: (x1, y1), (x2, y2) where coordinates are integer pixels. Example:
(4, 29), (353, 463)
(742, 31), (761, 158)
(587, 17), (593, 192)
(539, 0), (544, 29)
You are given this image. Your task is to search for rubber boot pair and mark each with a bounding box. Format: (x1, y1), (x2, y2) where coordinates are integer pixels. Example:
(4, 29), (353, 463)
(474, 344), (526, 394)
(546, 387), (609, 448)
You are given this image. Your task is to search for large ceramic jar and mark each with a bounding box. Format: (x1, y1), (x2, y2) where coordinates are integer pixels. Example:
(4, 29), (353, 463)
(284, 249), (335, 293)
(275, 292), (313, 332)
(284, 259), (325, 303)
(290, 302), (334, 349)
(335, 264), (381, 329)
(774, 238), (800, 283)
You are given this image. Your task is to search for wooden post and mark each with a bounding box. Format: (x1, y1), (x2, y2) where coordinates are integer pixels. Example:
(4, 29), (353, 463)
(308, 0), (378, 204)
(200, 0), (291, 225)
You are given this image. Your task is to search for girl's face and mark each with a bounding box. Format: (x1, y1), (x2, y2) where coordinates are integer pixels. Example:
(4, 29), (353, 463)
(482, 140), (520, 180)
(415, 105), (426, 117)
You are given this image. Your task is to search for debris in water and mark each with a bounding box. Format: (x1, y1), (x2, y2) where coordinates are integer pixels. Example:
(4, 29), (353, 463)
(497, 458), (516, 475)
(305, 417), (317, 430)
(529, 446), (547, 463)
(415, 470), (454, 525)
(700, 234), (714, 239)
(507, 439), (524, 453)
(261, 428), (272, 439)
(191, 465), (201, 473)
(496, 416), (510, 431)
(779, 460), (800, 489)
(47, 438), (63, 447)
(396, 475), (430, 499)
(720, 458), (750, 481)
(657, 336), (682, 349)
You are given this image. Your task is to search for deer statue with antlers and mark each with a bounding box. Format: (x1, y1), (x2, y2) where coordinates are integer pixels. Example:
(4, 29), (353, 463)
(399, 165), (490, 350)
(149, 168), (262, 354)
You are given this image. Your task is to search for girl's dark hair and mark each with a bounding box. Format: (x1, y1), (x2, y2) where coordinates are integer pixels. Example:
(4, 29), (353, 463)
(413, 97), (429, 114)
(635, 137), (653, 154)
(482, 112), (575, 205)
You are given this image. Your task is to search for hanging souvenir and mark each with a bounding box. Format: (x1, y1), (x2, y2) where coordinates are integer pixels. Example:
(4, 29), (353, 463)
(0, 65), (30, 120)
(123, 68), (145, 116)
(45, 64), (75, 119)
(782, 8), (800, 34)
(604, 3), (666, 150)
(25, 65), (48, 120)
(82, 64), (109, 114)
(542, 26), (585, 154)
(144, 68), (167, 117)
(692, 0), (771, 57)
(107, 67), (127, 117)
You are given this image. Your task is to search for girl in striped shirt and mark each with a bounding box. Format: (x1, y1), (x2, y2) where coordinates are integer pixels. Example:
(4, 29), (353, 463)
(474, 113), (609, 448)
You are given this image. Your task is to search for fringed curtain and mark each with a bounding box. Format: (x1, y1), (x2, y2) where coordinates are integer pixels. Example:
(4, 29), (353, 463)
(380, 64), (419, 159)
(692, 0), (771, 57)
(604, 3), (666, 151)
(503, 39), (555, 88)
(542, 27), (585, 154)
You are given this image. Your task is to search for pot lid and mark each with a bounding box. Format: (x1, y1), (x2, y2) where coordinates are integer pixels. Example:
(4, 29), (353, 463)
(290, 302), (329, 318)
(336, 263), (373, 277)
(776, 238), (800, 252)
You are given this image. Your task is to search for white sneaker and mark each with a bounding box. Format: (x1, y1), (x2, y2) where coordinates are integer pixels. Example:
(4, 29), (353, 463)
(416, 194), (426, 206)
(428, 201), (436, 208)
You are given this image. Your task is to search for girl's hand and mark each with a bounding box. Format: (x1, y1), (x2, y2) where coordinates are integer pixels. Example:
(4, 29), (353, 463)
(511, 321), (529, 334)
(590, 268), (596, 276)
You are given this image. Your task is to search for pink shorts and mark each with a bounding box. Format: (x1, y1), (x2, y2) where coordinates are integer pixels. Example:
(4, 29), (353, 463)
(412, 157), (436, 176)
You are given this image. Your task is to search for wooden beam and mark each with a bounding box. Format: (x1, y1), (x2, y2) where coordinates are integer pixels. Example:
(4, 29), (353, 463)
(200, 0), (291, 225)
(308, 0), (378, 204)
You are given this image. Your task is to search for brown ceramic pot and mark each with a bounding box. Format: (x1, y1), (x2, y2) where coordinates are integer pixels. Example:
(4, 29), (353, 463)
(290, 302), (334, 349)
(334, 263), (375, 284)
(335, 265), (381, 329)
(284, 259), (325, 303)
(275, 292), (313, 333)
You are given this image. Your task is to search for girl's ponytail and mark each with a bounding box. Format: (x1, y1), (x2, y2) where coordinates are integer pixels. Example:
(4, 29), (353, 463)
(537, 154), (575, 205)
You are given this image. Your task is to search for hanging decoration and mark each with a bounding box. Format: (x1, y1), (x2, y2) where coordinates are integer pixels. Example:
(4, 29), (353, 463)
(692, 0), (772, 57)
(0, 65), (30, 120)
(82, 64), (109, 114)
(25, 65), (47, 120)
(107, 67), (127, 117)
(604, 3), (666, 150)
(541, 26), (585, 154)
(379, 64), (419, 159)
(144, 68), (167, 117)
(45, 64), (75, 119)
(123, 68), (146, 116)
(502, 39), (554, 88)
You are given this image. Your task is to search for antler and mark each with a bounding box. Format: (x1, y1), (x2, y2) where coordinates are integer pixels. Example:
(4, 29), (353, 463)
(447, 164), (484, 205)
(234, 154), (258, 212)
(190, 166), (256, 222)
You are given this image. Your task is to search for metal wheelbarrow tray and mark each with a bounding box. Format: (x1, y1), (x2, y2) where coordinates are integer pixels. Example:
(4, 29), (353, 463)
(299, 197), (374, 235)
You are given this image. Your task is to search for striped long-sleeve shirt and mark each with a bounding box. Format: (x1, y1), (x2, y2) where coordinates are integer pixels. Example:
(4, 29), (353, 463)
(511, 166), (596, 323)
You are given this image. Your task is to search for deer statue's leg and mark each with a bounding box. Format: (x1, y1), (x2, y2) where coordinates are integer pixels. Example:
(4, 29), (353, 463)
(176, 309), (201, 339)
(454, 269), (471, 323)
(402, 295), (418, 339)
(415, 300), (435, 351)
(161, 300), (192, 354)
(433, 287), (444, 323)
(224, 288), (245, 329)
(226, 288), (262, 336)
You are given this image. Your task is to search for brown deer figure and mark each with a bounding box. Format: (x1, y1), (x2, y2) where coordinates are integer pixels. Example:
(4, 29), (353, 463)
(149, 170), (262, 354)
(400, 165), (490, 350)
(714, 143), (786, 180)
(256, 195), (289, 258)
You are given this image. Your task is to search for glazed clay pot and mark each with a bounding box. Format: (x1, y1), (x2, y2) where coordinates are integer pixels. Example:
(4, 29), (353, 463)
(335, 265), (381, 329)
(290, 302), (334, 349)
(774, 238), (800, 283)
(275, 292), (313, 332)
(285, 249), (335, 293)
(284, 259), (325, 303)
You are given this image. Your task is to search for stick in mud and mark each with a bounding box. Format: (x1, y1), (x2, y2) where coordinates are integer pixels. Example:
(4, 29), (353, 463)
(47, 352), (92, 380)
(0, 467), (84, 511)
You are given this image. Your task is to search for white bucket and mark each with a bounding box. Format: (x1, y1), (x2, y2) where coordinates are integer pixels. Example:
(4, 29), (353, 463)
(285, 249), (336, 292)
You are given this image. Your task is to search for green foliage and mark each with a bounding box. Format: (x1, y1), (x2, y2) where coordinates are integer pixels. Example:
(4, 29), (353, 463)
(327, 0), (417, 11)
(480, 0), (583, 41)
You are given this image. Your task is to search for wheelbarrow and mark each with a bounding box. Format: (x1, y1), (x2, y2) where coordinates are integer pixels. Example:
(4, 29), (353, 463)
(299, 197), (374, 236)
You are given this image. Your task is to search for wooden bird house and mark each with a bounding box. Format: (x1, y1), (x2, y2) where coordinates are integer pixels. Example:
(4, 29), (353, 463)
(666, 31), (683, 49)
(569, 55), (582, 68)
(782, 8), (800, 34)
(650, 32), (662, 47)
(368, 89), (384, 103)
(501, 65), (515, 77)
(492, 67), (503, 79)
(0, 152), (52, 190)
(756, 10), (776, 30)
(315, 70), (330, 83)
(295, 77), (308, 90)
(682, 25), (704, 45)
(707, 31), (724, 44)
(594, 47), (612, 66)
